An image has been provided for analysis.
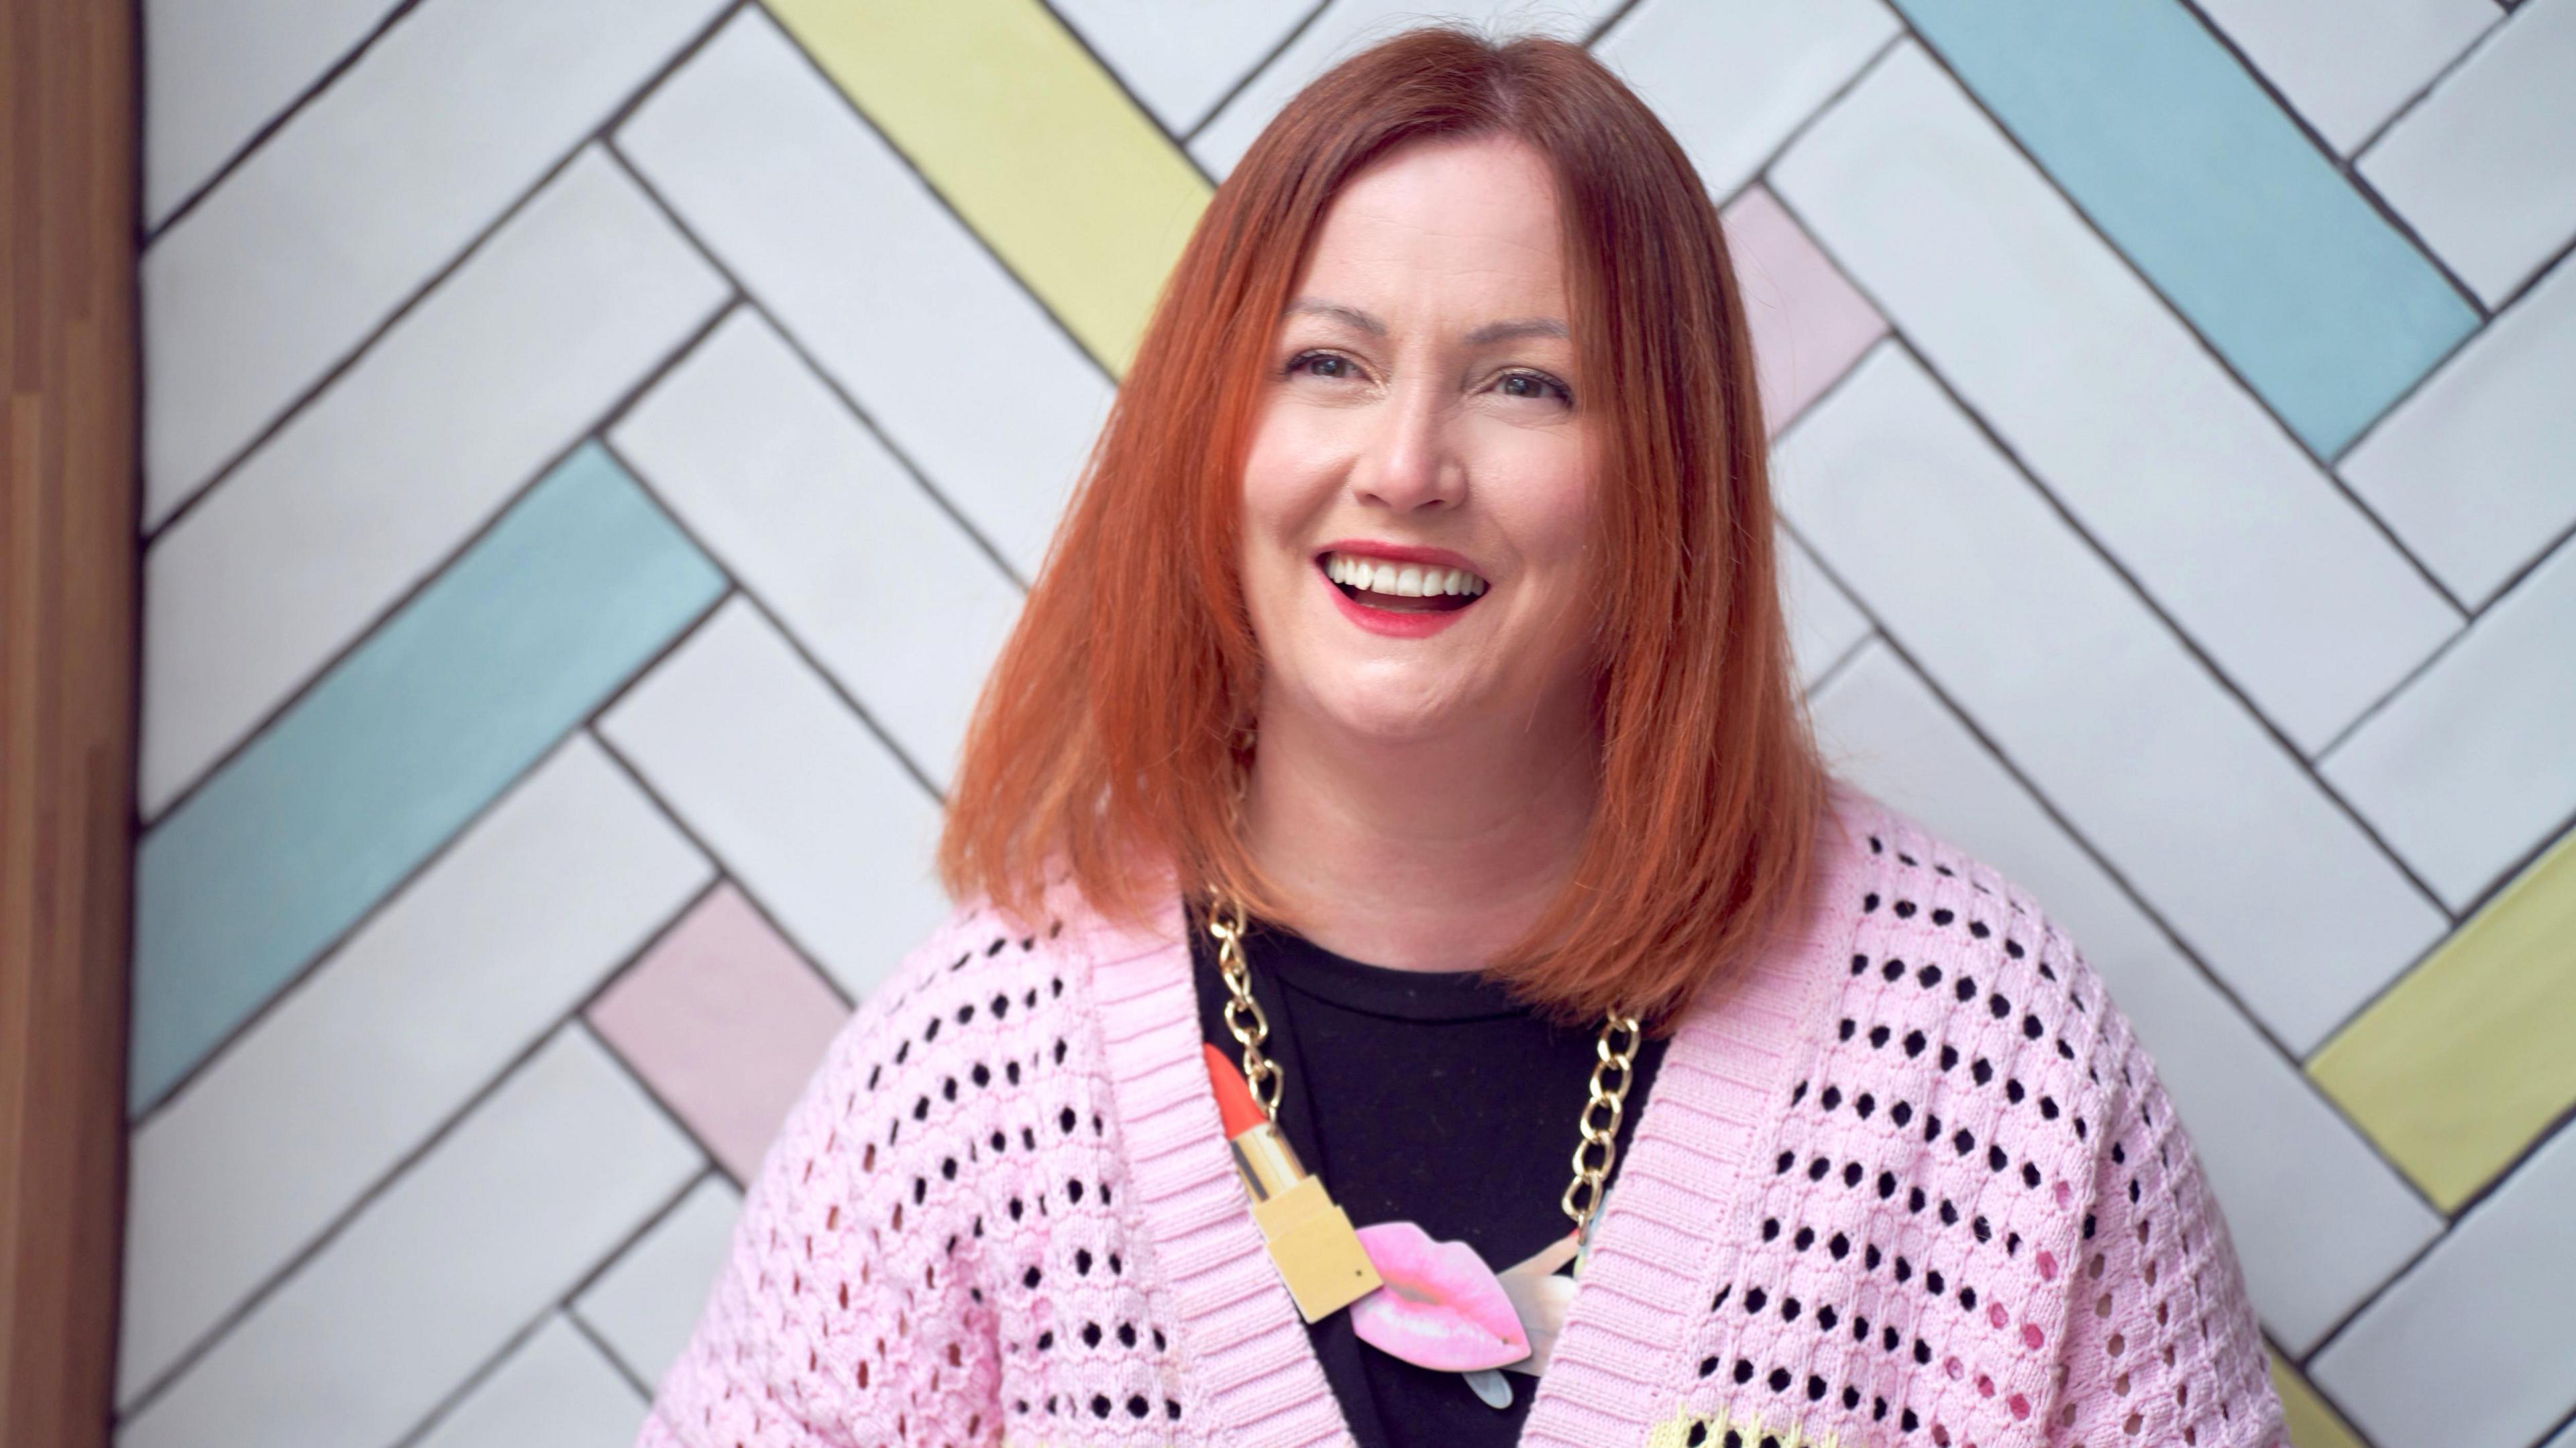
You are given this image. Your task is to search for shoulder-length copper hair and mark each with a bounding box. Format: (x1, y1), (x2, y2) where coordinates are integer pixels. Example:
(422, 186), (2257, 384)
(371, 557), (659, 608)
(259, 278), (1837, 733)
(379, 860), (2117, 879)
(939, 23), (1836, 1029)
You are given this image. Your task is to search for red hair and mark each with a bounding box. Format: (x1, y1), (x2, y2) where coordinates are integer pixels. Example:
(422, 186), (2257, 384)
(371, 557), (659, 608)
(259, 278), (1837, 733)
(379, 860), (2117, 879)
(938, 24), (1836, 1029)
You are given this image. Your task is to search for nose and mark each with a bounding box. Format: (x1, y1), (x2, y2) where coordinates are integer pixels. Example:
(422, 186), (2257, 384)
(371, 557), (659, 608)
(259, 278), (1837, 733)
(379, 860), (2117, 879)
(1350, 380), (1465, 513)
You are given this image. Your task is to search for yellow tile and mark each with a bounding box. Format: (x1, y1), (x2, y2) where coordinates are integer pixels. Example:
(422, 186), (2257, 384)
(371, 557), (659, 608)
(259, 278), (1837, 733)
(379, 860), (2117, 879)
(2270, 1349), (2366, 1448)
(763, 0), (1210, 374)
(2309, 823), (2576, 1211)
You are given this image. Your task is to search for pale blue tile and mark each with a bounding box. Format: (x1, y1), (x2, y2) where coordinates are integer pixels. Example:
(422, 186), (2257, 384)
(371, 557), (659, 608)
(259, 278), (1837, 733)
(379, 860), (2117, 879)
(1891, 0), (2477, 457)
(129, 443), (724, 1111)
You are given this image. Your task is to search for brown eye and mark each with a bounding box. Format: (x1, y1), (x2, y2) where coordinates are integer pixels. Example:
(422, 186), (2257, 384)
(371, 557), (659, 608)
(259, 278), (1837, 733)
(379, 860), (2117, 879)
(1289, 350), (1357, 380)
(1497, 370), (1572, 404)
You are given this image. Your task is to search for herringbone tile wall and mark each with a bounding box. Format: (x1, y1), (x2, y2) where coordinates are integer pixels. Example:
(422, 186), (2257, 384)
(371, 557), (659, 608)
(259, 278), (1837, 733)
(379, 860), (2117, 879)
(119, 2), (2576, 1445)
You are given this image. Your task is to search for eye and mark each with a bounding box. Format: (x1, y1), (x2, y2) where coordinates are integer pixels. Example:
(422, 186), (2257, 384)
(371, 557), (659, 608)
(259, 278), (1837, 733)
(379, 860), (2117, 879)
(1494, 370), (1574, 406)
(1286, 349), (1364, 382)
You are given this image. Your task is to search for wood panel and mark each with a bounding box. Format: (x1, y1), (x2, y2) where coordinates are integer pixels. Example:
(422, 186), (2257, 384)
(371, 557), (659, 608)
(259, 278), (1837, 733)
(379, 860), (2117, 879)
(2, 1), (140, 1445)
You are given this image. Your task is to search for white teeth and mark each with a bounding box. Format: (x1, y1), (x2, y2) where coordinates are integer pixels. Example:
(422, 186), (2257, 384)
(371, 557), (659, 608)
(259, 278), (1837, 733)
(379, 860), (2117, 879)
(1324, 552), (1488, 598)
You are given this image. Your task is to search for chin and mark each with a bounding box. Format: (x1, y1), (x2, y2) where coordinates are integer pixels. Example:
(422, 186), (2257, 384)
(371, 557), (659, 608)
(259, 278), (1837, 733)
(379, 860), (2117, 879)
(1307, 661), (1478, 743)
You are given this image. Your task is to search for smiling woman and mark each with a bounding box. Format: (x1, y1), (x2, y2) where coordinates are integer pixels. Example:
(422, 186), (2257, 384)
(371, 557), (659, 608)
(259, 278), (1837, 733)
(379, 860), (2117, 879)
(639, 23), (2283, 1448)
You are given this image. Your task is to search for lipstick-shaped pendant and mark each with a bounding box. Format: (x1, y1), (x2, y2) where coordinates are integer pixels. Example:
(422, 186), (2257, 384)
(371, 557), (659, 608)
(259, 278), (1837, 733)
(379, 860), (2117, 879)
(1202, 1043), (1381, 1321)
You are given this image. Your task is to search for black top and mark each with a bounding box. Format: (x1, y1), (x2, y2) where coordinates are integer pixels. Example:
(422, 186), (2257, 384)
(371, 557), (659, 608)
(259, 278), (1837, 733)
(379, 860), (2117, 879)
(1183, 899), (1667, 1448)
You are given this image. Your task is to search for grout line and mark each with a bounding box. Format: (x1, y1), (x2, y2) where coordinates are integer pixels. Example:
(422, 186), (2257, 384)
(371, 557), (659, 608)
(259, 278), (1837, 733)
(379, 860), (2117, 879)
(140, 0), (751, 545)
(1180, 0), (1332, 146)
(597, 146), (1034, 592)
(564, 1304), (658, 1406)
(754, 3), (1126, 385)
(2298, 1115), (2576, 1374)
(2298, 797), (2576, 1057)
(1770, 148), (2465, 952)
(383, 1162), (716, 1448)
(117, 1007), (686, 1421)
(377, 1307), (559, 1448)
(136, 293), (737, 834)
(129, 577), (735, 1127)
(1030, 0), (1220, 189)
(2344, 2), (2509, 165)
(1778, 331), (2450, 1225)
(588, 431), (954, 807)
(142, 0), (431, 244)
(1874, 28), (2475, 617)
(582, 725), (861, 1021)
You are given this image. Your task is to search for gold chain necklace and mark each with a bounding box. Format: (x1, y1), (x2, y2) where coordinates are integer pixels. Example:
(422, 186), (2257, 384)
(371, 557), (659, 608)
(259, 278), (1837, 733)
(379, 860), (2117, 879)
(1205, 892), (1644, 1235)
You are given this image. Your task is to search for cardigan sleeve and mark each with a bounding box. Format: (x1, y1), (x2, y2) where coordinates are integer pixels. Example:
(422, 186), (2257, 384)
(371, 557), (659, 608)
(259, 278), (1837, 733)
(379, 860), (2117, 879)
(637, 911), (1002, 1447)
(2040, 944), (2287, 1448)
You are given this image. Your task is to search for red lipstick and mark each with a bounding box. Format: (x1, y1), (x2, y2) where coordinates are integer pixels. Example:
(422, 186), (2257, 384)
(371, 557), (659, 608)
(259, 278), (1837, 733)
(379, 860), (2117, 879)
(1316, 540), (1488, 639)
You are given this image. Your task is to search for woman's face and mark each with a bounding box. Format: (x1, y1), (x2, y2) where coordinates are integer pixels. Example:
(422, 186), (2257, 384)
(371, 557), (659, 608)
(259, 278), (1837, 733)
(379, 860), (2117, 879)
(1238, 133), (1599, 748)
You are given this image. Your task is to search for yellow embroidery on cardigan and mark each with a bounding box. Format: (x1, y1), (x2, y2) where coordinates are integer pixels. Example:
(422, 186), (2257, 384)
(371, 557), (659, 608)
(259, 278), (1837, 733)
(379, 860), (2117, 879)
(1647, 1400), (1845, 1448)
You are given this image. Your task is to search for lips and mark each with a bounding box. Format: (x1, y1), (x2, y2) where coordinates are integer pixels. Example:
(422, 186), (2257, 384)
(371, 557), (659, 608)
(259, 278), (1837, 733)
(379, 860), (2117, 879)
(1348, 1221), (1531, 1372)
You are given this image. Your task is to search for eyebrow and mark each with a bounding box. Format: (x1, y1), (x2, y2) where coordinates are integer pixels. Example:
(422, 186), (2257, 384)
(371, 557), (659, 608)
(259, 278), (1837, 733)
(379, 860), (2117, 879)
(1283, 297), (1568, 347)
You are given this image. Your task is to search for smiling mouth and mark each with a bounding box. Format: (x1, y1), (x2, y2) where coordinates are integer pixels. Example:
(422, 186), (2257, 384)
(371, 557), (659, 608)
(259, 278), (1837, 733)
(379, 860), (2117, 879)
(1320, 551), (1489, 614)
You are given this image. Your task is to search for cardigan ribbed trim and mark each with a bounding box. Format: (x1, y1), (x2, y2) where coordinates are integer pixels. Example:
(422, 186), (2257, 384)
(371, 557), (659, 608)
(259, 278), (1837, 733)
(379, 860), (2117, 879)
(637, 776), (2289, 1448)
(1087, 783), (1872, 1447)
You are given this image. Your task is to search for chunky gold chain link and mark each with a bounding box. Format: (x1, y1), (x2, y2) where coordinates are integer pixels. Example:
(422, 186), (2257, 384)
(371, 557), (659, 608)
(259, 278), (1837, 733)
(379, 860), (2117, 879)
(1205, 891), (1640, 1233)
(1207, 893), (1284, 1119)
(1560, 1011), (1642, 1233)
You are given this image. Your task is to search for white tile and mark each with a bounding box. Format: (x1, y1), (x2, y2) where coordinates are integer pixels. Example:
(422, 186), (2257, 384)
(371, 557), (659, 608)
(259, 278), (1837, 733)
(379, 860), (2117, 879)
(2314, 1120), (2576, 1448)
(117, 1026), (701, 1448)
(142, 0), (407, 227)
(2359, 0), (2576, 306)
(1772, 341), (2448, 1054)
(2323, 535), (2576, 911)
(1050, 0), (1319, 137)
(1781, 526), (1872, 693)
(2190, 0), (2497, 156)
(415, 1314), (645, 1448)
(610, 310), (1021, 789)
(1770, 42), (2460, 757)
(2342, 252), (2576, 609)
(117, 736), (708, 1406)
(572, 1175), (741, 1391)
(614, 9), (1110, 579)
(140, 0), (726, 525)
(1188, 0), (1622, 177)
(598, 597), (949, 1001)
(1811, 639), (2443, 1353)
(140, 149), (725, 819)
(1595, 0), (1899, 200)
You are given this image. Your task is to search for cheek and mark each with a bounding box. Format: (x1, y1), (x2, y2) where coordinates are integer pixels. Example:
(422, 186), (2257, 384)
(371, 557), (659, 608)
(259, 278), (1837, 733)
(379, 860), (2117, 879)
(1239, 406), (1340, 522)
(1476, 434), (1598, 571)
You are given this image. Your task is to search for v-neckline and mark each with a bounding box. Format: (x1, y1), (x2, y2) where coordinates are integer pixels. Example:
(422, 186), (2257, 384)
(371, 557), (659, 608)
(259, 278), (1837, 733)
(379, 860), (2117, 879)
(1081, 837), (1857, 1447)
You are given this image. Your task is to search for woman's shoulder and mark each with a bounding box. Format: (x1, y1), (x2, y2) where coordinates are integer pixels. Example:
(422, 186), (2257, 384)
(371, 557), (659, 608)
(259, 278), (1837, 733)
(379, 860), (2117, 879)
(1729, 784), (2282, 1439)
(1815, 781), (2155, 1128)
(778, 869), (1187, 1157)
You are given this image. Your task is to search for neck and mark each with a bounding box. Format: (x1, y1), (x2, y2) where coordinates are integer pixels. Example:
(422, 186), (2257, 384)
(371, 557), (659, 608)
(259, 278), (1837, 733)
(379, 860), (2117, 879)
(1239, 693), (1599, 972)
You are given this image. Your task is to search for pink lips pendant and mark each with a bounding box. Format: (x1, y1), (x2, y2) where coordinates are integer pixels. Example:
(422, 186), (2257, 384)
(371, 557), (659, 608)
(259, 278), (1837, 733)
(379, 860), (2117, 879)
(1348, 1222), (1532, 1373)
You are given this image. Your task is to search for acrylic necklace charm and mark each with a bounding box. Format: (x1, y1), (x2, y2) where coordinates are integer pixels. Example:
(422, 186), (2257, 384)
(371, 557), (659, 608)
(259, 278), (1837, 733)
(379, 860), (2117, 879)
(1202, 894), (1643, 1410)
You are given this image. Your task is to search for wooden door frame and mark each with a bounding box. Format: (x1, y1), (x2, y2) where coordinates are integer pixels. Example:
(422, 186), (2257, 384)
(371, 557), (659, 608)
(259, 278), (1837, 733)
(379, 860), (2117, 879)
(3, 2), (140, 1445)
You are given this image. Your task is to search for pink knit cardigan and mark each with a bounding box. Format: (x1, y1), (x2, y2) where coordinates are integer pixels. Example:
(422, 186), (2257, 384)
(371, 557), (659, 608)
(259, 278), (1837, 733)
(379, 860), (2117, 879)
(639, 780), (2286, 1447)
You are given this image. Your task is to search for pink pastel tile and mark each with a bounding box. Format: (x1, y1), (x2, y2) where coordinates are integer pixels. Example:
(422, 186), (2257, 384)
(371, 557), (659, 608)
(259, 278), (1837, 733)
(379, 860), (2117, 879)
(1724, 184), (1887, 435)
(587, 883), (849, 1182)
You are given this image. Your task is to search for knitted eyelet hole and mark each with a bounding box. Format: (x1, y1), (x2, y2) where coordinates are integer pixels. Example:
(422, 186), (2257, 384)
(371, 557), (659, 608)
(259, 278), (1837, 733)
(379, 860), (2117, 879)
(2106, 1331), (2125, 1357)
(2123, 1412), (2143, 1436)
